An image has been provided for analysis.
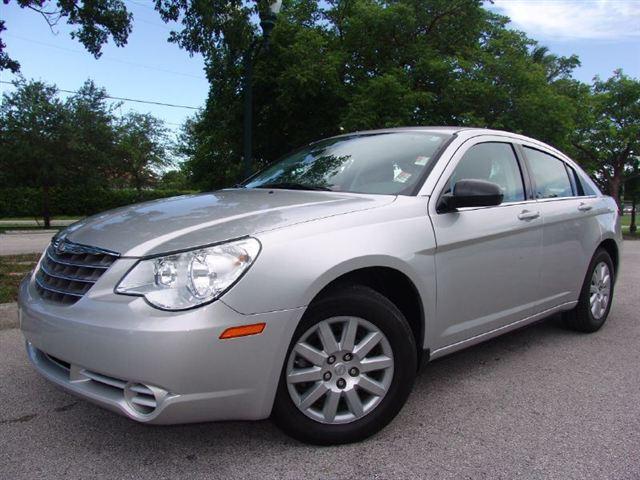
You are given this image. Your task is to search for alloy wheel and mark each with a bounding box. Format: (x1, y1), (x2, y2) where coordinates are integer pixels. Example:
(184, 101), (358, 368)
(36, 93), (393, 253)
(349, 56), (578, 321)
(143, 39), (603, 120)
(590, 261), (611, 320)
(286, 316), (394, 424)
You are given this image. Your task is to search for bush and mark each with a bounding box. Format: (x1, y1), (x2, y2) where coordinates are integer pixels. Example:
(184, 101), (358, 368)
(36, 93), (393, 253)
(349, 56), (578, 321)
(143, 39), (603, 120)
(0, 187), (198, 217)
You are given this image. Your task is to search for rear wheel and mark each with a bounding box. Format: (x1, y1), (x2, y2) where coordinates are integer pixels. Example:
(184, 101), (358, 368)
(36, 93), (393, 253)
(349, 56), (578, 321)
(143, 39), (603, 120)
(564, 249), (615, 333)
(272, 285), (417, 445)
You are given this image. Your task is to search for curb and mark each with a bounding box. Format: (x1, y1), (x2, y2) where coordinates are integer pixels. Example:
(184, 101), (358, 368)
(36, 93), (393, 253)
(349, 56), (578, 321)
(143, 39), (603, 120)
(0, 302), (18, 330)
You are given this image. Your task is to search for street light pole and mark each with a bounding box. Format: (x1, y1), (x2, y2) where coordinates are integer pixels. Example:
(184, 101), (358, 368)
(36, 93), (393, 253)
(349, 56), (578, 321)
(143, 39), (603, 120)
(242, 0), (282, 180)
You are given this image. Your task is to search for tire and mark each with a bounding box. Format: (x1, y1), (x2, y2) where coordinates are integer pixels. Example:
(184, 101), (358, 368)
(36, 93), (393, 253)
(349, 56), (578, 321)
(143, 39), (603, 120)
(272, 285), (417, 445)
(563, 248), (615, 333)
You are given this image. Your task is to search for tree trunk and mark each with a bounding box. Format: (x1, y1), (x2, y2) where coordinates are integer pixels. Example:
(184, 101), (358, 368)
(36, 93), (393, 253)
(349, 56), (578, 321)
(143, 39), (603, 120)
(631, 196), (637, 234)
(609, 176), (622, 213)
(42, 183), (51, 229)
(134, 175), (143, 200)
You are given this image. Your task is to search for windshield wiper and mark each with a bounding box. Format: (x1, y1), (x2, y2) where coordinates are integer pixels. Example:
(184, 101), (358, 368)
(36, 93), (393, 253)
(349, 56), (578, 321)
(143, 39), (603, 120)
(254, 182), (333, 191)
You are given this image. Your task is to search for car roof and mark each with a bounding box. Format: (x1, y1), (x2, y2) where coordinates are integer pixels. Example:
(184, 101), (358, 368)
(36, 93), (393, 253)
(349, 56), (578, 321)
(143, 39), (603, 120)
(335, 126), (526, 135)
(324, 126), (542, 140)
(326, 126), (566, 156)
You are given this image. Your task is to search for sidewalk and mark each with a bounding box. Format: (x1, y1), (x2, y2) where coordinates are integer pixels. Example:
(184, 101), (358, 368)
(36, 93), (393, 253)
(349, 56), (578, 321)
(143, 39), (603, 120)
(0, 219), (78, 227)
(0, 231), (54, 255)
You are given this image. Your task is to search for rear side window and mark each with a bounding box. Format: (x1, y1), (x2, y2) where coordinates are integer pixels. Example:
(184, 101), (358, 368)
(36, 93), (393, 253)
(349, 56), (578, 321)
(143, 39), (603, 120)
(447, 142), (525, 202)
(524, 147), (573, 199)
(576, 172), (599, 196)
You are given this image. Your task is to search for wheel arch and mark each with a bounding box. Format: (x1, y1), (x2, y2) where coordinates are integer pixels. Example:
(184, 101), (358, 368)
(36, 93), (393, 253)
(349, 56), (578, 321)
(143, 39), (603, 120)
(598, 238), (619, 277)
(308, 265), (427, 366)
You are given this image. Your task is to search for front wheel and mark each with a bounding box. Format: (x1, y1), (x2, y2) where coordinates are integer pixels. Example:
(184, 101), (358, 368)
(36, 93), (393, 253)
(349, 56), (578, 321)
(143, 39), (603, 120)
(564, 248), (615, 333)
(272, 286), (417, 445)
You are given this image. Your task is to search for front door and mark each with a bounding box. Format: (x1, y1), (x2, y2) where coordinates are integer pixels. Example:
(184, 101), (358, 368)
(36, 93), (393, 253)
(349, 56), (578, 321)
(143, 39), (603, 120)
(429, 138), (544, 350)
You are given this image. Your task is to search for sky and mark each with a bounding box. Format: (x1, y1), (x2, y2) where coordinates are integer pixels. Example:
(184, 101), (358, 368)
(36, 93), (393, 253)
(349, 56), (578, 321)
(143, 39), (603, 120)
(1, 0), (639, 136)
(0, 0), (209, 137)
(489, 0), (640, 83)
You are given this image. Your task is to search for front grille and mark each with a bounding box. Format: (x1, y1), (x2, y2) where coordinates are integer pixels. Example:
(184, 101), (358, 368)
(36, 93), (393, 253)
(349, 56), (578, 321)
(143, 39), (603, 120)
(35, 238), (119, 304)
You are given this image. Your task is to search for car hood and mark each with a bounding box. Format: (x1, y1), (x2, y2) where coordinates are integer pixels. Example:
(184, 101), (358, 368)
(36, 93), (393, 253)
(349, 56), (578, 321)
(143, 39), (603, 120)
(63, 188), (395, 257)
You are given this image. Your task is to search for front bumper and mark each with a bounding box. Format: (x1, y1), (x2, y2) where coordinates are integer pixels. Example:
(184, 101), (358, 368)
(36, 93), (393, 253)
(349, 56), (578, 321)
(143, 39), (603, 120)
(19, 258), (304, 424)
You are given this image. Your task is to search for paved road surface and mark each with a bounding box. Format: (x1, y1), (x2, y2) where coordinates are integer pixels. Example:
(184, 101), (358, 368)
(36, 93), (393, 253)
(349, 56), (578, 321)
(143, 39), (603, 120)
(1, 242), (639, 479)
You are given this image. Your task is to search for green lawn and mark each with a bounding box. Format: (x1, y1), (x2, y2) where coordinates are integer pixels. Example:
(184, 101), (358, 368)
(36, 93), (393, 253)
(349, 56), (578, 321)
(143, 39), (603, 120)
(621, 215), (638, 239)
(0, 254), (40, 303)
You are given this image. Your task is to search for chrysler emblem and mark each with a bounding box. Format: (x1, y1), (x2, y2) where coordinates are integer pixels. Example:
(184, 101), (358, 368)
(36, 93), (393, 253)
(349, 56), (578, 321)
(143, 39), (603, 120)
(55, 238), (67, 254)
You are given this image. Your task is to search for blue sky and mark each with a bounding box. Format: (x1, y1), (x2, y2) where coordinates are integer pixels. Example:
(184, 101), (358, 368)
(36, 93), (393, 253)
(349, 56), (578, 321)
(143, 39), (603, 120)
(489, 0), (640, 83)
(1, 0), (639, 136)
(0, 0), (208, 137)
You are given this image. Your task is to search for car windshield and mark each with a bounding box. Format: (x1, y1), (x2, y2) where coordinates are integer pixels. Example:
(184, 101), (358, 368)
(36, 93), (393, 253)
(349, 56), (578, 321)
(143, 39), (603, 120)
(243, 132), (451, 195)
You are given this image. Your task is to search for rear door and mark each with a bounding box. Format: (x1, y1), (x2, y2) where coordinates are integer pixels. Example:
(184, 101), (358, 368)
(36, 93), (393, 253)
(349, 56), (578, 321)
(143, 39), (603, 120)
(428, 136), (544, 350)
(519, 145), (603, 309)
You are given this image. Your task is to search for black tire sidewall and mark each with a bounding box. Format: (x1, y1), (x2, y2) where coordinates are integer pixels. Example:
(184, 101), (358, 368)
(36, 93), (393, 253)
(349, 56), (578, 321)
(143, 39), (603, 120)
(575, 249), (615, 331)
(272, 286), (418, 445)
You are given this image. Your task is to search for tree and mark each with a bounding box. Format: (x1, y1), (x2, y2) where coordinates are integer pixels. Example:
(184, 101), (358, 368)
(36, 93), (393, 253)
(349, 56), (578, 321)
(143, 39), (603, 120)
(624, 156), (640, 234)
(64, 79), (120, 187)
(1, 0), (132, 72)
(0, 79), (68, 227)
(0, 79), (175, 220)
(115, 112), (172, 193)
(573, 70), (640, 209)
(175, 0), (584, 189)
(530, 45), (580, 83)
(158, 169), (189, 190)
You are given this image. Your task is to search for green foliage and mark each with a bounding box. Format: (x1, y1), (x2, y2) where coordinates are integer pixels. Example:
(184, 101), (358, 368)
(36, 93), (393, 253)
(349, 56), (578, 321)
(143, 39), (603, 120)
(0, 187), (196, 217)
(0, 79), (172, 192)
(0, 79), (67, 190)
(0, 254), (40, 303)
(0, 79), (174, 220)
(1, 0), (132, 72)
(174, 0), (588, 189)
(572, 70), (640, 206)
(3, 0), (638, 205)
(114, 112), (173, 191)
(0, 19), (20, 72)
(158, 169), (190, 190)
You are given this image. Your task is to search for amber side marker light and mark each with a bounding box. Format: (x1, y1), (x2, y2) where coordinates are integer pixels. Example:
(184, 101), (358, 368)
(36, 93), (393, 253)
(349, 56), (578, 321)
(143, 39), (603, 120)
(219, 323), (266, 339)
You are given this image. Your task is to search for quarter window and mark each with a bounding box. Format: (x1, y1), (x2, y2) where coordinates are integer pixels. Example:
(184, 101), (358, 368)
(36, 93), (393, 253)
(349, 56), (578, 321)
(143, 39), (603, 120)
(524, 147), (574, 199)
(576, 171), (599, 196)
(447, 142), (525, 203)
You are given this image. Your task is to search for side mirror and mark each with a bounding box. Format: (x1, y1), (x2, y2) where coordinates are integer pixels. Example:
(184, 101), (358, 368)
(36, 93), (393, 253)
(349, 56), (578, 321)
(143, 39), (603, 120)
(437, 179), (504, 213)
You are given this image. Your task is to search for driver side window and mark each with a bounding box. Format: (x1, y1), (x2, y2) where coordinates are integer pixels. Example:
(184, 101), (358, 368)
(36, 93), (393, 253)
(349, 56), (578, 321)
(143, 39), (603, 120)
(448, 142), (525, 203)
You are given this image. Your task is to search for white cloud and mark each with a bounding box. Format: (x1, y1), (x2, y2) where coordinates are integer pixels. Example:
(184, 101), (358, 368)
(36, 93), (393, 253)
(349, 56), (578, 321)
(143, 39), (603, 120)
(491, 0), (640, 40)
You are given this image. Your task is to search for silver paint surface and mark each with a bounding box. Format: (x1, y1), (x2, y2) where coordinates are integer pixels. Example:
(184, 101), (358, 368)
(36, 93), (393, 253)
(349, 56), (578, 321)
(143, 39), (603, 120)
(19, 128), (623, 424)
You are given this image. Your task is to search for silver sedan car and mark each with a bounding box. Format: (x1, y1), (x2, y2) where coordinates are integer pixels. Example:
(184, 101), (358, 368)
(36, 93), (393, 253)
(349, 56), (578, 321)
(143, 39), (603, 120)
(19, 127), (622, 444)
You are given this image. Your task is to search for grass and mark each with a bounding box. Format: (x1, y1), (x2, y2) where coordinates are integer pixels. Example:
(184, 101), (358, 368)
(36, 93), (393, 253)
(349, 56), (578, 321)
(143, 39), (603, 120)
(0, 254), (40, 303)
(621, 215), (638, 239)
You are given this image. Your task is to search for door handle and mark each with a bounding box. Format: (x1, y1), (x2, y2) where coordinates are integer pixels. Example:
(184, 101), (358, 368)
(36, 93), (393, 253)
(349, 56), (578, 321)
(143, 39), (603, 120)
(518, 210), (540, 221)
(578, 202), (593, 212)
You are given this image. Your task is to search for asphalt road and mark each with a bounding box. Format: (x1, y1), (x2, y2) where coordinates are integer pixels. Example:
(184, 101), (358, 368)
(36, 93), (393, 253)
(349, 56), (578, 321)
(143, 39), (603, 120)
(1, 242), (639, 480)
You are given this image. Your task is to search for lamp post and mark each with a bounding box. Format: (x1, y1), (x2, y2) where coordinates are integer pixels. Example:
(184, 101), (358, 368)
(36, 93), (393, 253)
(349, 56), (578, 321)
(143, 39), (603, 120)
(242, 0), (282, 179)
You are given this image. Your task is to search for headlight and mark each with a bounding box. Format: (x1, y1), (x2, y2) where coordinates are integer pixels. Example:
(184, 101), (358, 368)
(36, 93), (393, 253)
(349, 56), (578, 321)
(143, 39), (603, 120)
(115, 238), (261, 310)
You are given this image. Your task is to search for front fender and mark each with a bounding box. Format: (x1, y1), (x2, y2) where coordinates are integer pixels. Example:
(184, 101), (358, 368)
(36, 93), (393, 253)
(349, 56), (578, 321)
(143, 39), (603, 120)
(220, 198), (437, 349)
